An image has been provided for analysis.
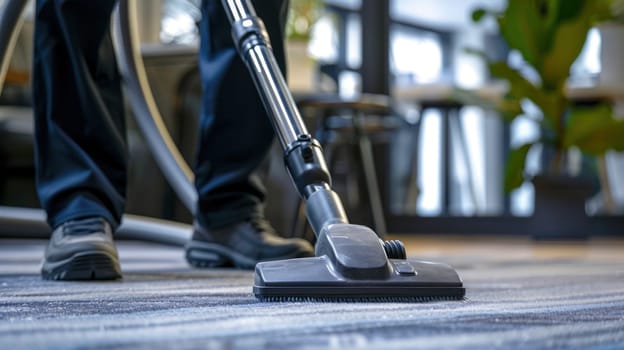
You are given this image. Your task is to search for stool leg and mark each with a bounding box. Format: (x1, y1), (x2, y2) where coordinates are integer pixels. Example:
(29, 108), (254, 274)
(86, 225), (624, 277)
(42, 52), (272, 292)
(450, 108), (481, 213)
(353, 112), (387, 237)
(404, 121), (422, 213)
(442, 108), (452, 214)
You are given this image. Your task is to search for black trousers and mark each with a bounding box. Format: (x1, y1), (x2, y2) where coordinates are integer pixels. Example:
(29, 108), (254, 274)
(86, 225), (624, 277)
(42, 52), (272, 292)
(32, 0), (289, 230)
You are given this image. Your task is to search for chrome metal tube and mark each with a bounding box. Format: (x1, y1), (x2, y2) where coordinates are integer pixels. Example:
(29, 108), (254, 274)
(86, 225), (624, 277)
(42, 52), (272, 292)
(222, 0), (309, 149)
(246, 44), (308, 148)
(223, 0), (255, 23)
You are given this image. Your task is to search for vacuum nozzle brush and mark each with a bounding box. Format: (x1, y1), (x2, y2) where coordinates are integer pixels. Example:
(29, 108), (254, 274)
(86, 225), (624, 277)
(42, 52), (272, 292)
(253, 224), (465, 302)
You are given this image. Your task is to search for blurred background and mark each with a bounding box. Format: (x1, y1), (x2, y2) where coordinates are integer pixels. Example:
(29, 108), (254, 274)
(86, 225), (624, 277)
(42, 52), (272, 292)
(1, 0), (623, 239)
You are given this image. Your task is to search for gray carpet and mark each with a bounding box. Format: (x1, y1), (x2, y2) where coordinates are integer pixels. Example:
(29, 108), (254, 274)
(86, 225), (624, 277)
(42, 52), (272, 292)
(1, 239), (624, 350)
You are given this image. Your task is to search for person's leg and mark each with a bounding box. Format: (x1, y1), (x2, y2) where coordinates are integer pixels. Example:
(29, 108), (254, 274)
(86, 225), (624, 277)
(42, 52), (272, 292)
(34, 0), (125, 280)
(186, 0), (313, 268)
(194, 0), (288, 228)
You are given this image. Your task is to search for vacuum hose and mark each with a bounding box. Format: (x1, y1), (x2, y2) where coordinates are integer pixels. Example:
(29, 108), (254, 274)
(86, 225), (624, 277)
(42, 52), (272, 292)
(113, 0), (197, 213)
(0, 0), (26, 96)
(0, 206), (191, 246)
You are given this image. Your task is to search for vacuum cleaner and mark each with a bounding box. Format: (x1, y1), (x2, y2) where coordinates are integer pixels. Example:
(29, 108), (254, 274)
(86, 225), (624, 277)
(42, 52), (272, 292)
(216, 0), (464, 301)
(1, 0), (464, 301)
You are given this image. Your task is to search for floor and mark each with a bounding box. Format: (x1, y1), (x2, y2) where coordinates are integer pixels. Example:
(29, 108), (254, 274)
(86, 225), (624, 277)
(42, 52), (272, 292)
(1, 235), (624, 350)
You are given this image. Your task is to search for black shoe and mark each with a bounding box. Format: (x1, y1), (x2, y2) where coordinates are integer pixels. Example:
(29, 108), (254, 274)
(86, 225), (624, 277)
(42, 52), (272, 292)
(41, 217), (122, 280)
(185, 218), (315, 269)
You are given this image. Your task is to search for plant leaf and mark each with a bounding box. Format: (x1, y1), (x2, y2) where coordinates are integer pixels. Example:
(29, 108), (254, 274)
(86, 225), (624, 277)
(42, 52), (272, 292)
(541, 2), (593, 89)
(505, 143), (534, 193)
(497, 1), (545, 69)
(488, 62), (538, 99)
(564, 104), (624, 155)
(487, 62), (564, 127)
(472, 8), (487, 23)
(543, 0), (564, 52)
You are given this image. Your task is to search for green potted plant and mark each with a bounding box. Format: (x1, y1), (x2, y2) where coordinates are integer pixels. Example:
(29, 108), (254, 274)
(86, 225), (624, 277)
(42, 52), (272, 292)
(468, 0), (624, 238)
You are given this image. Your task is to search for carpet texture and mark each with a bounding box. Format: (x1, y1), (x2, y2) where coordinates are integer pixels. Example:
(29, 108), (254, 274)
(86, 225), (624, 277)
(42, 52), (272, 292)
(1, 240), (623, 349)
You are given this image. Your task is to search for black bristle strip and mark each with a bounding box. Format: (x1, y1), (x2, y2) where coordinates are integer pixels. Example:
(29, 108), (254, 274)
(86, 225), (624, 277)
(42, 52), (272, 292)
(255, 295), (465, 303)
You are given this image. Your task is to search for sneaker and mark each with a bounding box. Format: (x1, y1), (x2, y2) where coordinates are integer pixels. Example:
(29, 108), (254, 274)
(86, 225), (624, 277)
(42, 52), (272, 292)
(41, 217), (122, 280)
(185, 218), (314, 269)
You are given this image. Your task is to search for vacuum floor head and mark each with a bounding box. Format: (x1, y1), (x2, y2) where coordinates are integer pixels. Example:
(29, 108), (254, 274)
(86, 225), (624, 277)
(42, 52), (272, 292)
(254, 256), (465, 302)
(254, 223), (465, 302)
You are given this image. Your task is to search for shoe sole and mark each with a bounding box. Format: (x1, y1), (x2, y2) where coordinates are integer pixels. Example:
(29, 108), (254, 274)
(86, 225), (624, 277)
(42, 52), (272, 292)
(42, 251), (122, 281)
(185, 241), (308, 270)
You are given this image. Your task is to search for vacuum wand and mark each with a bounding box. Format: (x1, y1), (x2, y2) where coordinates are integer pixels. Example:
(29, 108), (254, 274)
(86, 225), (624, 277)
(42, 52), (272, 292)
(222, 0), (348, 237)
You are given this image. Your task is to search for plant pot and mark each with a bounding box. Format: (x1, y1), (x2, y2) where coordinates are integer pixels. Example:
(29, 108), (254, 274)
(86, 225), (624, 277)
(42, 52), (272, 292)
(531, 175), (596, 240)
